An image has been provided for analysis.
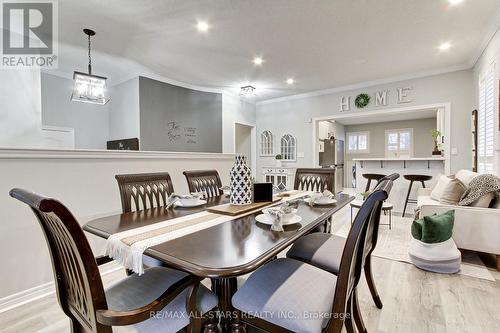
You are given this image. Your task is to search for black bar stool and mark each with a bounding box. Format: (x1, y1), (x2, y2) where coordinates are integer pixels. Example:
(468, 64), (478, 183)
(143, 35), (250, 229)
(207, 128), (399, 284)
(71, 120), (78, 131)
(402, 174), (433, 217)
(362, 174), (386, 192)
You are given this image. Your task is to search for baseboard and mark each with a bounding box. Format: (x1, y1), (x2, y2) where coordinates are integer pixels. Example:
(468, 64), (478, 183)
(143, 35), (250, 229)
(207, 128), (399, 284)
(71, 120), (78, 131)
(0, 261), (123, 314)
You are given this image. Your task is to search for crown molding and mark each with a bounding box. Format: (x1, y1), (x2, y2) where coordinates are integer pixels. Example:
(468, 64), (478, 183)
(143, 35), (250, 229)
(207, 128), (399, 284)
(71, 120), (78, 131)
(256, 64), (471, 106)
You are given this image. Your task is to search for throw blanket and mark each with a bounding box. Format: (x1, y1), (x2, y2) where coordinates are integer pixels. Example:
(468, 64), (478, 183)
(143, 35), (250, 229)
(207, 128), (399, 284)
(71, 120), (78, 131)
(459, 174), (500, 206)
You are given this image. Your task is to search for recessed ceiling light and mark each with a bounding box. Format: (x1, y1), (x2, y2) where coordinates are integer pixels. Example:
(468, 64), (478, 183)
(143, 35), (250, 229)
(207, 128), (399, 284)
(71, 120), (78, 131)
(439, 42), (452, 51)
(448, 0), (464, 6)
(286, 78), (295, 85)
(253, 57), (263, 66)
(196, 21), (210, 32)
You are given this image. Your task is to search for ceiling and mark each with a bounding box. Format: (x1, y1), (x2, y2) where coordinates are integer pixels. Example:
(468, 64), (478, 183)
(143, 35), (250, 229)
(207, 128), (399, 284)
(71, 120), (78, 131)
(52, 0), (500, 102)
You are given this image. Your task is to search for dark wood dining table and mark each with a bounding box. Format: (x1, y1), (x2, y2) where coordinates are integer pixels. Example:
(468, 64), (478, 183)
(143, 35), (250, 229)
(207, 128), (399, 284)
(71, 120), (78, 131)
(83, 192), (354, 331)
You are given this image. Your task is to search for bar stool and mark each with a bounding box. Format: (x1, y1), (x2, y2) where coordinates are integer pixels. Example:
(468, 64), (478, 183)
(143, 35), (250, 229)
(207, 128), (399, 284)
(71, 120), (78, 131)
(402, 174), (433, 217)
(362, 173), (386, 192)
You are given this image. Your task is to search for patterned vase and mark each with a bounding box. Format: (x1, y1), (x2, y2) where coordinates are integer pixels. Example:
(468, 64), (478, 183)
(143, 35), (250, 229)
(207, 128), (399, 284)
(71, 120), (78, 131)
(230, 154), (252, 205)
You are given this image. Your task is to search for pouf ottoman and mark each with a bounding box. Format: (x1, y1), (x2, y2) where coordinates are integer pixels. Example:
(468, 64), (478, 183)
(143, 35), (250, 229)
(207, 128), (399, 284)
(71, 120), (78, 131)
(408, 210), (461, 273)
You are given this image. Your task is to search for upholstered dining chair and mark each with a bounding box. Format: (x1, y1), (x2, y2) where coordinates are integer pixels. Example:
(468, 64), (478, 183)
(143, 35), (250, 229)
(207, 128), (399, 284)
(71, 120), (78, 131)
(287, 175), (397, 333)
(183, 170), (223, 198)
(9, 188), (218, 333)
(115, 172), (176, 270)
(294, 168), (336, 233)
(115, 172), (175, 213)
(294, 168), (335, 192)
(231, 187), (390, 333)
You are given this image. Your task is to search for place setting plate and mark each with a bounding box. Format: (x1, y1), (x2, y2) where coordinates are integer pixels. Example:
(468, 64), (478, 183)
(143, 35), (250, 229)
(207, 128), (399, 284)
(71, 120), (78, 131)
(255, 214), (302, 225)
(303, 197), (338, 205)
(173, 199), (207, 208)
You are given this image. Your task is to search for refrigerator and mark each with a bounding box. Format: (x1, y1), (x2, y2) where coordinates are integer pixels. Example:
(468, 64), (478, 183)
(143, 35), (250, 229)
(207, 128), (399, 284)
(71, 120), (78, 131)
(319, 138), (344, 192)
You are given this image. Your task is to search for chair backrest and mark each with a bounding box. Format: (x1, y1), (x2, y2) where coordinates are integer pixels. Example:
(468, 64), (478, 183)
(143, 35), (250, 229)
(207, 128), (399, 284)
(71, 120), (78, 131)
(363, 177), (396, 256)
(327, 184), (390, 331)
(183, 170), (222, 198)
(293, 168), (335, 192)
(10, 188), (110, 333)
(115, 172), (175, 213)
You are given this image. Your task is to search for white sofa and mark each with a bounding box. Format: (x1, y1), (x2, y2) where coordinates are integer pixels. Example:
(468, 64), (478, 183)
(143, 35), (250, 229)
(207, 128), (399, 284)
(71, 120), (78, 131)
(417, 170), (500, 270)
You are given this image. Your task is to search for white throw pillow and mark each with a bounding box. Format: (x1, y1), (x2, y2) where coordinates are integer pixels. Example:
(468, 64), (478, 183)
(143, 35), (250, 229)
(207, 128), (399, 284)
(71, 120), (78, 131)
(455, 169), (478, 187)
(430, 175), (452, 201)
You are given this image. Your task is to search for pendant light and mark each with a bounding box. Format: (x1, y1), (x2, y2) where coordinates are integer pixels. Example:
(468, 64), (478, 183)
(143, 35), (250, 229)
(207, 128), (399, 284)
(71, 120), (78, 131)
(71, 28), (109, 105)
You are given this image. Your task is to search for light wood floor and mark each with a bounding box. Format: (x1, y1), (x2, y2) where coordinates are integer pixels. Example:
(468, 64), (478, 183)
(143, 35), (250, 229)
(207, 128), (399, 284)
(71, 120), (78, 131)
(2, 207), (500, 333)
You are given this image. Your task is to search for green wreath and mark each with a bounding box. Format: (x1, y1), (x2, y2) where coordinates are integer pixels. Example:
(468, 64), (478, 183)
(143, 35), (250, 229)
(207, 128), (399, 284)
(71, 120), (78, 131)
(355, 93), (370, 108)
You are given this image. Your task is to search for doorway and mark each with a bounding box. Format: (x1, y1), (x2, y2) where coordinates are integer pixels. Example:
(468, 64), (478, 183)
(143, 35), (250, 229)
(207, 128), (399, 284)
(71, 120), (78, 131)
(235, 122), (256, 177)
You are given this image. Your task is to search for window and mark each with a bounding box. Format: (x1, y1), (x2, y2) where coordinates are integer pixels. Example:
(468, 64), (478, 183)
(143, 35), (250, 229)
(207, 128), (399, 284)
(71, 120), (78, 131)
(260, 130), (274, 156)
(280, 134), (296, 161)
(385, 128), (413, 157)
(478, 68), (495, 174)
(346, 132), (370, 153)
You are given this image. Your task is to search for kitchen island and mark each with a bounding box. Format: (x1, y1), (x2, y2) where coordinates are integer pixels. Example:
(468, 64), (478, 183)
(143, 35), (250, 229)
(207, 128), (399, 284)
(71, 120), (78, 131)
(352, 157), (446, 214)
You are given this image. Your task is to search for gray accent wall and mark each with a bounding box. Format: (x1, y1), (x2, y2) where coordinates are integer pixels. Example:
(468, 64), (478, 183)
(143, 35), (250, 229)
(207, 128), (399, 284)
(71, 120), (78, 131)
(41, 73), (109, 149)
(139, 76), (223, 152)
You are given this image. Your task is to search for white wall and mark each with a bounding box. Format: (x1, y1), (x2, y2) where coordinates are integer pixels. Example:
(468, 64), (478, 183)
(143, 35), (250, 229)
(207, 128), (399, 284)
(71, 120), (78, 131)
(473, 27), (500, 175)
(0, 151), (234, 300)
(0, 69), (42, 147)
(235, 123), (253, 166)
(41, 73), (110, 149)
(222, 94), (257, 153)
(256, 70), (474, 174)
(108, 77), (140, 142)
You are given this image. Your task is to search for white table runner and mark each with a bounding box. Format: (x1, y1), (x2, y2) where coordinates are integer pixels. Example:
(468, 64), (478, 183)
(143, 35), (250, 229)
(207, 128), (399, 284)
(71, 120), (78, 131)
(106, 191), (312, 275)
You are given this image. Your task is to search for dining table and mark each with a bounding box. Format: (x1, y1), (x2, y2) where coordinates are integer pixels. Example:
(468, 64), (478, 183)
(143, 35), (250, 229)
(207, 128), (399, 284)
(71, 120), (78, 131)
(83, 192), (354, 332)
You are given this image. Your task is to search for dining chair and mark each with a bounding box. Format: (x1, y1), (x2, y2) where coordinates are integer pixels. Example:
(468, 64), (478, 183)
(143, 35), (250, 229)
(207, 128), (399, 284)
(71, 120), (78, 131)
(287, 175), (397, 333)
(294, 168), (335, 192)
(115, 172), (175, 213)
(115, 172), (175, 270)
(231, 188), (389, 333)
(294, 168), (336, 233)
(9, 188), (218, 333)
(183, 170), (223, 198)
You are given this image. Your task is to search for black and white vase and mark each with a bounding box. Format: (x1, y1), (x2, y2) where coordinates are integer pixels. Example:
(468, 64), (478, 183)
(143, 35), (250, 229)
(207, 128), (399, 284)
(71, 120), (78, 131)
(230, 154), (252, 205)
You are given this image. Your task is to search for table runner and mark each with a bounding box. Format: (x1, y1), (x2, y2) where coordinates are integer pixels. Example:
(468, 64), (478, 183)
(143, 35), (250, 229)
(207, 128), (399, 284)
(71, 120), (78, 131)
(106, 191), (313, 275)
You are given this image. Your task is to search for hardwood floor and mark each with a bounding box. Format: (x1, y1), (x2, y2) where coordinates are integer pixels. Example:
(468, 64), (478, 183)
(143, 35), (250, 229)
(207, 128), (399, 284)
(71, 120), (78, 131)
(1, 206), (500, 333)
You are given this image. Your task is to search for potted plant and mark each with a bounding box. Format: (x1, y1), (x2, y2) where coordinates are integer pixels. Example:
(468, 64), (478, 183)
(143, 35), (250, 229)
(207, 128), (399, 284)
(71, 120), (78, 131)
(430, 130), (442, 156)
(275, 154), (283, 167)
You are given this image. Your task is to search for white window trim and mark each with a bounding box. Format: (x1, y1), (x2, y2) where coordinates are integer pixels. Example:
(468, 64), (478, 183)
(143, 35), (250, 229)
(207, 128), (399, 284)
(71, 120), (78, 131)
(260, 130), (274, 157)
(280, 134), (297, 161)
(477, 65), (495, 174)
(346, 131), (370, 154)
(384, 128), (414, 158)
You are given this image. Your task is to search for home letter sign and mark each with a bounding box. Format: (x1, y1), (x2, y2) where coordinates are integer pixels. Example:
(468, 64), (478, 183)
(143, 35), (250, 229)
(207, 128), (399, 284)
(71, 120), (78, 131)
(397, 86), (413, 104)
(339, 96), (350, 111)
(375, 90), (388, 106)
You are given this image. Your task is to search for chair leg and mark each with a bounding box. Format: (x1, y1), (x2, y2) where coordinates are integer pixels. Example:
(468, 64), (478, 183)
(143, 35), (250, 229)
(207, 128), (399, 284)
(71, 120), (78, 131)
(70, 320), (87, 333)
(345, 296), (356, 333)
(402, 180), (414, 218)
(364, 255), (383, 309)
(352, 288), (367, 333)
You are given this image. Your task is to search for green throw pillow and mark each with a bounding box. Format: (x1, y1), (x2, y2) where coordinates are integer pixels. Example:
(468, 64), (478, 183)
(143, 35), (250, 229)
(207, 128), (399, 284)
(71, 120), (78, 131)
(421, 210), (455, 244)
(411, 217), (424, 240)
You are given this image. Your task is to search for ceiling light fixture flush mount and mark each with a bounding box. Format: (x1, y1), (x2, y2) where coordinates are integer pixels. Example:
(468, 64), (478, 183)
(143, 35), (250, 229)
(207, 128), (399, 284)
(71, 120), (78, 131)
(286, 78), (295, 85)
(71, 28), (109, 105)
(240, 85), (256, 97)
(448, 0), (464, 6)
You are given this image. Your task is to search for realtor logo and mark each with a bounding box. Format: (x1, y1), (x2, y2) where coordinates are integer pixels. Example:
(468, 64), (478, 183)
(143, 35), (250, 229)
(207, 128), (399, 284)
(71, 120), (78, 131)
(1, 0), (58, 68)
